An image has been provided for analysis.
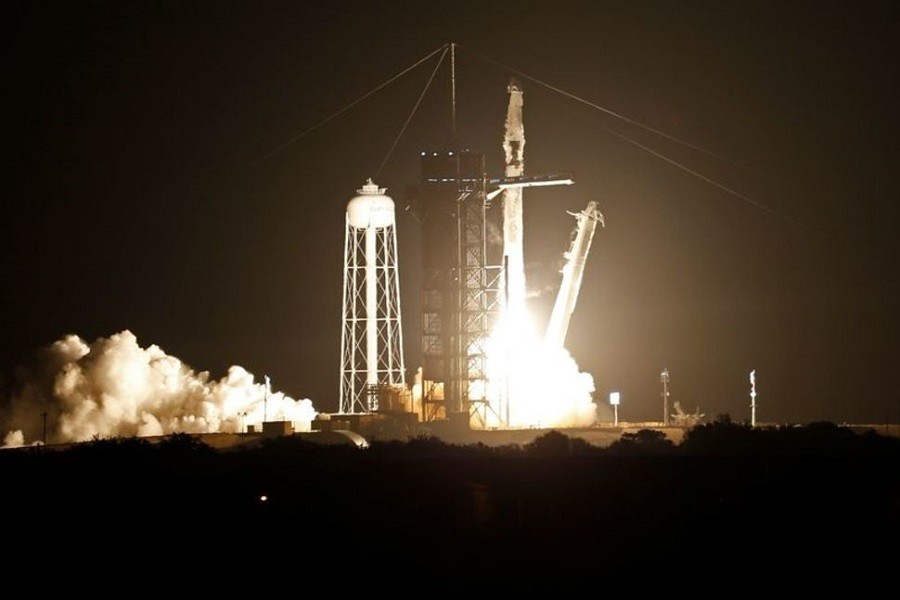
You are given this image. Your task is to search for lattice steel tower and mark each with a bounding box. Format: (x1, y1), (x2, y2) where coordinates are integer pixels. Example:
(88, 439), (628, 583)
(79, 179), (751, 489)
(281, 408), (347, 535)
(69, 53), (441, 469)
(339, 179), (406, 414)
(406, 151), (504, 426)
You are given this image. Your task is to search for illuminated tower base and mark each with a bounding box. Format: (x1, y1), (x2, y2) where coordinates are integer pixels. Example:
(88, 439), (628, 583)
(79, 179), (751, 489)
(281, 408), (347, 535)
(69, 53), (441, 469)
(339, 179), (406, 414)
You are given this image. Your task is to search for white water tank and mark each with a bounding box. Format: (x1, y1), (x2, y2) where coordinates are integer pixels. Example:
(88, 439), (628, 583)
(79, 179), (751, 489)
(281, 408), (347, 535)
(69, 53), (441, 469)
(340, 177), (406, 415)
(347, 178), (395, 229)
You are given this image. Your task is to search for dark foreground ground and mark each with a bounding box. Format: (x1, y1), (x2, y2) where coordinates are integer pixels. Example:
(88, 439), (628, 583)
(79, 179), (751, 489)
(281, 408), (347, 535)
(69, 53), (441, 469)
(2, 422), (897, 595)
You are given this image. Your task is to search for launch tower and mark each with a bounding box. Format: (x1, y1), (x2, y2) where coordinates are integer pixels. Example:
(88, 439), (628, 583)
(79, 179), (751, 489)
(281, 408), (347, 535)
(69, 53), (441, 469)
(406, 151), (504, 426)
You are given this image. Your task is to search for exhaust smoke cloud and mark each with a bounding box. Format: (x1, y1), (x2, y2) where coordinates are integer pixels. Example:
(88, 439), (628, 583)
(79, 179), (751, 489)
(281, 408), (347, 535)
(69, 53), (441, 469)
(1, 330), (317, 448)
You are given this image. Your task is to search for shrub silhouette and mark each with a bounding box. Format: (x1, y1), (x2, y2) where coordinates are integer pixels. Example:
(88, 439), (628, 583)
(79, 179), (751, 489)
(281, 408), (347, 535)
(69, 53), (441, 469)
(608, 428), (676, 455)
(524, 430), (594, 456)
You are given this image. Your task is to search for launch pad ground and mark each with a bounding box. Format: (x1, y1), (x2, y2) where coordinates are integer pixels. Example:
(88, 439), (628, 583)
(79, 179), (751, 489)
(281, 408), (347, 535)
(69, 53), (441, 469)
(422, 422), (689, 447)
(313, 411), (900, 448)
(184, 415), (899, 451)
(30, 414), (892, 453)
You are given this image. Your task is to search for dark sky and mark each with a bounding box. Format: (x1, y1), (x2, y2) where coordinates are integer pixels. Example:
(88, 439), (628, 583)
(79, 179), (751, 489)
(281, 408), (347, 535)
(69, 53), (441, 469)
(3, 0), (898, 424)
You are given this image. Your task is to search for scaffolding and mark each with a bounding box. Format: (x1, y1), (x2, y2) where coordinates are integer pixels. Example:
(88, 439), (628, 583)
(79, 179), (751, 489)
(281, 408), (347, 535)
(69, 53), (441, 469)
(409, 151), (504, 427)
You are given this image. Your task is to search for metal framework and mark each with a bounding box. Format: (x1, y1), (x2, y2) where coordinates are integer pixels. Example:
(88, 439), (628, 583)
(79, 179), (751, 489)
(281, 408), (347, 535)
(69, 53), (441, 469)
(455, 182), (505, 428)
(413, 151), (505, 426)
(413, 159), (578, 427)
(413, 66), (574, 428)
(339, 186), (406, 414)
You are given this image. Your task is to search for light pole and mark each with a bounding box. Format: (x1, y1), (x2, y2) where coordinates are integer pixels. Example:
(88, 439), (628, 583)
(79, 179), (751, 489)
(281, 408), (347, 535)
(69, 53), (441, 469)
(750, 370), (757, 427)
(610, 391), (621, 427)
(660, 368), (670, 427)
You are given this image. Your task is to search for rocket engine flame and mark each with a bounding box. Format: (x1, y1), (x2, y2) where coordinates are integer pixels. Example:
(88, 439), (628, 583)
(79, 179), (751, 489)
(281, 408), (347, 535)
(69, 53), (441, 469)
(1, 330), (317, 448)
(482, 308), (599, 429)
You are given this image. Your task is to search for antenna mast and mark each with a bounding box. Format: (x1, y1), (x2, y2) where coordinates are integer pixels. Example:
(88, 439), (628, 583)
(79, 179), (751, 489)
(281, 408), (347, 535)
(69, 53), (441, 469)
(661, 368), (670, 426)
(264, 375), (270, 422)
(750, 370), (757, 427)
(450, 42), (457, 148)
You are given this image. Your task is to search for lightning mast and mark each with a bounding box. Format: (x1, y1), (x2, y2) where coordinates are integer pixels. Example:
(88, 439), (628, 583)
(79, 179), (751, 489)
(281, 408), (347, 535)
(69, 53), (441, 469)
(661, 368), (670, 426)
(410, 44), (502, 427)
(750, 369), (757, 427)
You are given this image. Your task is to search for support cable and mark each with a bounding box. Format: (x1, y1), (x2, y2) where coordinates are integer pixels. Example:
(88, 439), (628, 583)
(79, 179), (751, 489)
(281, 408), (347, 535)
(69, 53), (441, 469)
(234, 43), (448, 177)
(375, 45), (449, 178)
(462, 45), (760, 173)
(591, 116), (809, 228)
(460, 44), (805, 227)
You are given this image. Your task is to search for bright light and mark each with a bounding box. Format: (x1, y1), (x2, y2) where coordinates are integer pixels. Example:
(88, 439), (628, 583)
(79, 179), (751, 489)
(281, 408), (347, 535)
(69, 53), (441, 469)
(479, 306), (597, 430)
(609, 391), (620, 405)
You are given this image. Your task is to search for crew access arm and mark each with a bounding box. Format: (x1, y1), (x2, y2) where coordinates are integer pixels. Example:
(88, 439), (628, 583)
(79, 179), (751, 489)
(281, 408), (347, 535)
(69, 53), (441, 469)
(544, 201), (604, 348)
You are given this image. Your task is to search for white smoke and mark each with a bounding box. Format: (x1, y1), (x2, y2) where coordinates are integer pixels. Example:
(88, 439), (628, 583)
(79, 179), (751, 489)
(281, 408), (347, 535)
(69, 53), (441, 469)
(1, 330), (318, 447)
(3, 430), (25, 448)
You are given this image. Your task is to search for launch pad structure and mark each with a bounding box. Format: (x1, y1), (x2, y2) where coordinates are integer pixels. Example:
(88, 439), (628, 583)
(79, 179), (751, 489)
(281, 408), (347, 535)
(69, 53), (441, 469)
(337, 44), (583, 431)
(406, 48), (577, 429)
(406, 149), (505, 427)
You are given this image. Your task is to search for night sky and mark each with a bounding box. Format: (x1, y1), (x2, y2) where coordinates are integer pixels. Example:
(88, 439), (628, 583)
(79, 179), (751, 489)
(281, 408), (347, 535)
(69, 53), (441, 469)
(3, 1), (898, 425)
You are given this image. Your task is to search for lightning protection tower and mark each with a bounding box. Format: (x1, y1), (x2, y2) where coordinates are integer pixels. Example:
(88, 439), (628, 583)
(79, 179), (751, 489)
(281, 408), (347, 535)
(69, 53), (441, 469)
(339, 179), (406, 414)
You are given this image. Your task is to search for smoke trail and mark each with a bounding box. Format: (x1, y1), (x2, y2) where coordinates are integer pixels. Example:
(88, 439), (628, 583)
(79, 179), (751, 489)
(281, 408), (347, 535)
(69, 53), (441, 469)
(1, 330), (317, 448)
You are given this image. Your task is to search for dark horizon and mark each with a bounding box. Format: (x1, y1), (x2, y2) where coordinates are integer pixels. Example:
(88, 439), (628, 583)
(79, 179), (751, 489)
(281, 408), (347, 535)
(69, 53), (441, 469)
(3, 1), (898, 431)
(3, 423), (898, 593)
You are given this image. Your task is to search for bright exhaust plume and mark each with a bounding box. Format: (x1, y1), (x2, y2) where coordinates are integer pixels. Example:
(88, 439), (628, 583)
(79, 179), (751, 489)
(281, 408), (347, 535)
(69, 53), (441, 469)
(482, 308), (598, 429)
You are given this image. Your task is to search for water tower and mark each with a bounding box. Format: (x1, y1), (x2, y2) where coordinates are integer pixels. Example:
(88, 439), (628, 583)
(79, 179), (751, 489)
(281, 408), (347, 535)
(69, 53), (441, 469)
(339, 179), (406, 414)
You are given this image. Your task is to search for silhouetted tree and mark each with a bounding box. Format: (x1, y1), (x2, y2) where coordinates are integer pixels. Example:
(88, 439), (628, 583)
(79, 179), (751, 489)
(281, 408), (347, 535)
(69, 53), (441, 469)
(68, 434), (152, 458)
(157, 431), (214, 454)
(524, 430), (593, 456)
(680, 418), (758, 455)
(607, 428), (677, 455)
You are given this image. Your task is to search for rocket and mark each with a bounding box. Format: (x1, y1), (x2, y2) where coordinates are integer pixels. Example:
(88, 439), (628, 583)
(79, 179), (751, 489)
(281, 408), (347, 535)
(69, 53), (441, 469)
(502, 78), (527, 320)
